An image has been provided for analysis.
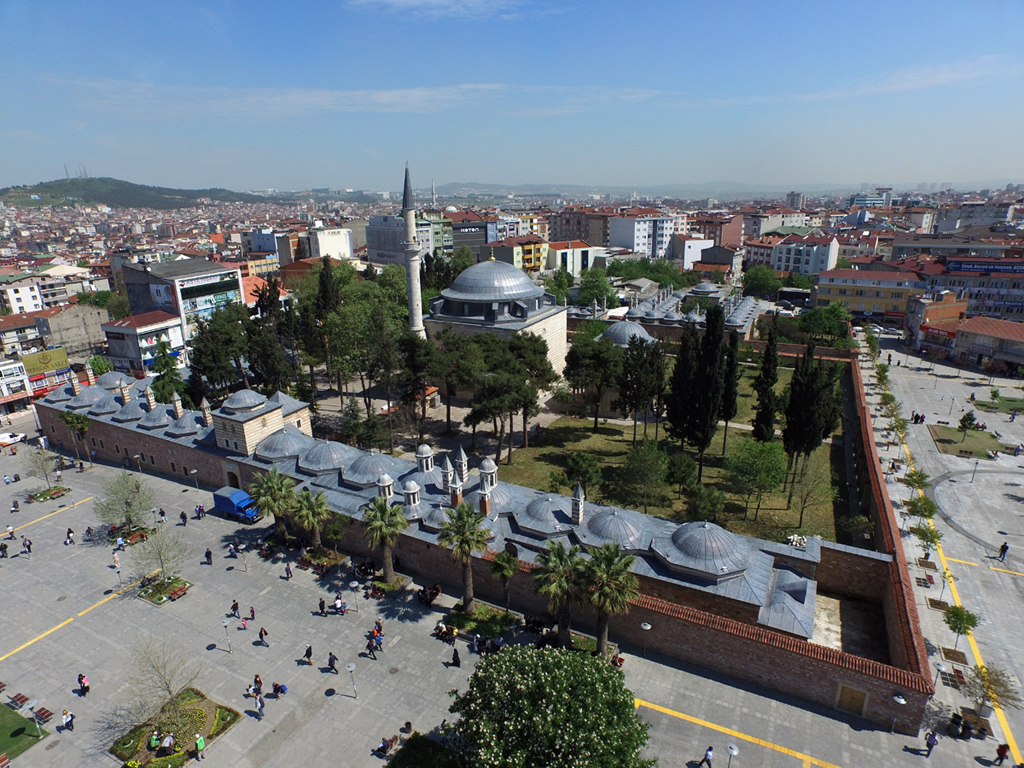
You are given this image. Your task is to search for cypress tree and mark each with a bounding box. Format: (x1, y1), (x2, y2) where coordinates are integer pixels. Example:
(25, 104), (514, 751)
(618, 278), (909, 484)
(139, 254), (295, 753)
(719, 331), (740, 454)
(751, 321), (778, 442)
(665, 324), (698, 447)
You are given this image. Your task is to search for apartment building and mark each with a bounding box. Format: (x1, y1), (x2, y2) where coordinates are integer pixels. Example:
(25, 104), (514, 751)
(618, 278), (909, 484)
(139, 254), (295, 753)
(608, 210), (675, 259)
(481, 235), (549, 274)
(690, 213), (744, 249)
(770, 234), (839, 276)
(0, 358), (31, 413)
(365, 215), (435, 265)
(668, 233), (714, 270)
(812, 269), (928, 324)
(548, 206), (613, 247)
(103, 310), (187, 377)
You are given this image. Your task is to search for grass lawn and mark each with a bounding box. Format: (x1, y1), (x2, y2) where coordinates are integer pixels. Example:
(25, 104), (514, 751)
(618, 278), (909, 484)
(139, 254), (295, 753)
(444, 603), (516, 637)
(733, 364), (793, 426)
(0, 705), (46, 760)
(927, 425), (1017, 459)
(973, 394), (1024, 414)
(500, 416), (840, 543)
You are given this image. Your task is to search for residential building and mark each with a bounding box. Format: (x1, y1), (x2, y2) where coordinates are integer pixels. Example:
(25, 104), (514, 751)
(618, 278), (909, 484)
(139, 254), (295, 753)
(546, 240), (603, 277)
(122, 258), (243, 341)
(690, 213), (744, 249)
(952, 315), (1024, 370)
(519, 212), (549, 241)
(102, 310), (187, 377)
(694, 245), (743, 280)
(891, 234), (1017, 261)
(446, 210), (491, 257)
(0, 359), (31, 414)
(935, 202), (1018, 233)
(785, 192), (805, 209)
(812, 269), (928, 324)
(771, 235), (839, 276)
(744, 235), (784, 267)
(0, 311), (43, 355)
(548, 206), (613, 247)
(418, 212), (454, 256)
(668, 233), (714, 270)
(481, 235), (549, 274)
(849, 189), (899, 208)
(365, 214), (434, 266)
(0, 277), (42, 314)
(608, 211), (675, 258)
(241, 229), (279, 258)
(307, 227), (354, 262)
(34, 304), (110, 357)
(742, 209), (808, 240)
(904, 291), (968, 354)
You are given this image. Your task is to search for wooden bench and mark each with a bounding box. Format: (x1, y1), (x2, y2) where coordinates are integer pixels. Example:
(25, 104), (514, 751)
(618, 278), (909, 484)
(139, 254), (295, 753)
(296, 558), (312, 571)
(958, 450), (973, 458)
(34, 707), (54, 723)
(167, 585), (188, 601)
(126, 531), (147, 546)
(311, 561), (329, 576)
(9, 693), (28, 708)
(0, 681), (6, 695)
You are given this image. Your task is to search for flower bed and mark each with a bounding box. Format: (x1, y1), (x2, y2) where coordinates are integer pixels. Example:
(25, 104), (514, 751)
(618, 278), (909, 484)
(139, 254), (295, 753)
(445, 603), (516, 638)
(32, 485), (69, 502)
(372, 575), (410, 593)
(139, 578), (193, 606)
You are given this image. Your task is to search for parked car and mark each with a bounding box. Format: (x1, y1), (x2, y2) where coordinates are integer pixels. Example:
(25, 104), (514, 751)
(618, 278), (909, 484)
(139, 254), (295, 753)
(0, 432), (26, 447)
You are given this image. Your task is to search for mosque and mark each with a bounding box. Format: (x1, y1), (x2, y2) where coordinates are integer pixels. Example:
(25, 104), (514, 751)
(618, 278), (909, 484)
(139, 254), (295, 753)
(34, 168), (931, 734)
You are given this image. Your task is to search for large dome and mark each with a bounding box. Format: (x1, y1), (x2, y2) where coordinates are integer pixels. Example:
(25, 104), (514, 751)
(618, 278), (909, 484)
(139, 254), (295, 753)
(254, 425), (314, 460)
(600, 320), (654, 348)
(223, 389), (268, 412)
(96, 371), (134, 390)
(578, 508), (646, 550)
(442, 260), (543, 303)
(299, 441), (358, 474)
(665, 521), (749, 577)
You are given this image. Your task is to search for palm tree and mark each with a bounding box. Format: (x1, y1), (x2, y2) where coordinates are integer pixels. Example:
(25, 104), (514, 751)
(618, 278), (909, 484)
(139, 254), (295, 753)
(438, 502), (491, 614)
(58, 411), (90, 462)
(248, 468), (296, 541)
(534, 541), (583, 648)
(292, 488), (332, 552)
(362, 495), (409, 584)
(489, 550), (519, 615)
(581, 543), (639, 657)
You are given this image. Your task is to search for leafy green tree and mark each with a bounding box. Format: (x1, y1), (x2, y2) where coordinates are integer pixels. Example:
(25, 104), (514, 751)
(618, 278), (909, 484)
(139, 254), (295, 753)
(620, 439), (666, 514)
(782, 343), (841, 502)
(362, 495), (409, 585)
(910, 524), (942, 558)
(729, 439), (787, 519)
(608, 256), (699, 289)
(340, 397), (364, 442)
(358, 412), (389, 452)
(959, 410), (977, 442)
(292, 488), (332, 551)
(366, 304), (403, 452)
(88, 354), (113, 375)
(247, 322), (294, 395)
(22, 445), (59, 489)
(943, 605), (980, 650)
(57, 410), (90, 462)
(430, 325), (485, 434)
(799, 303), (851, 341)
(614, 336), (656, 445)
(719, 331), (741, 453)
(564, 335), (624, 431)
(438, 501), (492, 614)
(783, 272), (814, 290)
(399, 331), (438, 442)
(533, 541), (584, 648)
(961, 664), (1024, 711)
(188, 304), (251, 394)
(742, 265), (781, 298)
(107, 293), (131, 320)
(666, 452), (697, 496)
(489, 550), (520, 615)
(835, 257), (853, 270)
(150, 340), (192, 406)
(509, 333), (556, 448)
(686, 485), (726, 523)
(904, 495), (938, 522)
(902, 469), (931, 501)
(564, 451), (602, 496)
(94, 470), (157, 530)
(447, 646), (655, 768)
(581, 543), (639, 657)
(575, 267), (619, 308)
(248, 468), (296, 541)
(544, 267), (574, 304)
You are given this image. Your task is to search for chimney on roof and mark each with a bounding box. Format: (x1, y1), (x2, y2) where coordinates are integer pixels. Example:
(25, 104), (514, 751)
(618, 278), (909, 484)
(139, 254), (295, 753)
(70, 371), (82, 395)
(171, 390), (184, 419)
(454, 446), (469, 483)
(143, 384), (156, 411)
(200, 397), (213, 427)
(450, 474), (463, 508)
(479, 487), (491, 518)
(441, 456), (454, 493)
(119, 381), (131, 404)
(84, 363), (95, 386)
(572, 482), (585, 524)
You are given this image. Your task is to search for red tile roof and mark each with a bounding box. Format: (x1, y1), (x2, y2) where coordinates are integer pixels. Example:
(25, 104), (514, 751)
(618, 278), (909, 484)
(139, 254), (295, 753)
(957, 315), (1024, 344)
(817, 269), (918, 281)
(102, 310), (179, 329)
(547, 240), (591, 250)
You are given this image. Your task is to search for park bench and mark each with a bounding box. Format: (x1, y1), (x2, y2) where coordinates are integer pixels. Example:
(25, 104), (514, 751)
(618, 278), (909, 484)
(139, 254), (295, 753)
(311, 561), (329, 576)
(9, 693), (28, 708)
(0, 752), (11, 768)
(296, 557), (312, 570)
(375, 735), (400, 756)
(33, 707), (54, 723)
(954, 668), (967, 687)
(167, 584), (188, 601)
(125, 531), (147, 546)
(958, 450), (973, 458)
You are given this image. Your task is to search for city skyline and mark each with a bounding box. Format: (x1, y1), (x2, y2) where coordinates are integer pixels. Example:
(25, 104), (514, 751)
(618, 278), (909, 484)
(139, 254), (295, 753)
(1, 0), (1022, 192)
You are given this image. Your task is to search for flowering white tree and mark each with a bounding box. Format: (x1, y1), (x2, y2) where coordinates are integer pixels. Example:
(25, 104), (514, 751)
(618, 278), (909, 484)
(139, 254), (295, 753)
(448, 646), (655, 768)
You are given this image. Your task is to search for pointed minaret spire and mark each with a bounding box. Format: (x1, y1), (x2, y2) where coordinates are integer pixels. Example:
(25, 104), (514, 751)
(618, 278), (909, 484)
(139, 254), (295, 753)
(402, 165), (426, 339)
(431, 178), (436, 207)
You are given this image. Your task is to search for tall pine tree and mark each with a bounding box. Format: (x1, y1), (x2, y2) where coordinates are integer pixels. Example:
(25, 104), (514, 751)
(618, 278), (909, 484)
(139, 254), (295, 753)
(751, 320), (779, 442)
(719, 331), (740, 453)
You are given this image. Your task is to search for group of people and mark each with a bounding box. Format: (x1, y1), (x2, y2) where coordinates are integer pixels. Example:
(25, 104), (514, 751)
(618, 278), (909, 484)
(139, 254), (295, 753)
(365, 617), (386, 659)
(911, 412), (927, 424)
(417, 583), (442, 606)
(193, 503), (206, 518)
(470, 633), (505, 655)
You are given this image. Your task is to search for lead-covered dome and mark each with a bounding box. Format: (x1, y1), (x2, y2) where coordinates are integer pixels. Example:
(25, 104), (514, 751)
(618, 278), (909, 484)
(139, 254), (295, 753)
(600, 320), (654, 348)
(223, 389), (268, 413)
(513, 494), (572, 536)
(345, 451), (396, 488)
(653, 521), (750, 579)
(88, 394), (120, 415)
(442, 260), (543, 303)
(577, 508), (647, 550)
(254, 425), (314, 460)
(113, 399), (147, 422)
(299, 441), (356, 474)
(69, 386), (110, 409)
(96, 371), (133, 389)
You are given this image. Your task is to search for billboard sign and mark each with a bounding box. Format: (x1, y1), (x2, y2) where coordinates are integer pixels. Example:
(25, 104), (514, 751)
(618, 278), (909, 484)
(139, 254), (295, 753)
(22, 348), (69, 377)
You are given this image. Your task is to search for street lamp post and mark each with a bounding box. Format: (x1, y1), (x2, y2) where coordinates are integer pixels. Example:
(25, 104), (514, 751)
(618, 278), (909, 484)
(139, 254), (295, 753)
(349, 581), (361, 613)
(345, 663), (357, 699)
(190, 468), (199, 490)
(971, 461), (979, 483)
(115, 567), (123, 590)
(934, 662), (947, 688)
(640, 622), (652, 659)
(949, 398), (955, 416)
(133, 454), (144, 475)
(221, 619), (232, 654)
(238, 543), (247, 573)
(727, 744), (739, 768)
(891, 693), (907, 733)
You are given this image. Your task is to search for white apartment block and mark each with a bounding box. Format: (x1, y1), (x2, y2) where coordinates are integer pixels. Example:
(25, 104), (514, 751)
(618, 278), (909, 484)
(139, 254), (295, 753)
(1, 283), (43, 314)
(365, 215), (434, 266)
(0, 359), (31, 411)
(743, 209), (809, 239)
(770, 235), (839, 276)
(608, 215), (674, 259)
(308, 227), (354, 261)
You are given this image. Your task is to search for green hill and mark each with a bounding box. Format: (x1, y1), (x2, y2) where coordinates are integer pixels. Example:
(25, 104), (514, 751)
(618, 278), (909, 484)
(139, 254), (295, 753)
(0, 177), (279, 209)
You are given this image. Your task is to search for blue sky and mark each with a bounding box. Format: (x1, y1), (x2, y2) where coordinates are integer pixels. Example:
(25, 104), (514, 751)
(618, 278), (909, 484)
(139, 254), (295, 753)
(1, 0), (1022, 192)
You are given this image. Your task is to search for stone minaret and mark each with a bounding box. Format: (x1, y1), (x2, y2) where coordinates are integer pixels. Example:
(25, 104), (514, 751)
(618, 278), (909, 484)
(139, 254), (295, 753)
(403, 165), (426, 338)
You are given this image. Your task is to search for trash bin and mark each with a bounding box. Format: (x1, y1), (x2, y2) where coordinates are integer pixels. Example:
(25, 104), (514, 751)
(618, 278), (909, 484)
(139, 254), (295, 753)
(947, 712), (962, 737)
(13, 474), (19, 482)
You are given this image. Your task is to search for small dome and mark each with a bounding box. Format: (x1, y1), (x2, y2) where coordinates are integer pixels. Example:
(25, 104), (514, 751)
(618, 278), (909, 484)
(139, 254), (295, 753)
(69, 386), (110, 409)
(442, 259), (543, 303)
(254, 425), (314, 460)
(346, 451), (396, 487)
(479, 457), (498, 473)
(166, 412), (200, 437)
(299, 441), (354, 474)
(514, 494), (571, 535)
(691, 281), (719, 295)
(580, 508), (646, 550)
(415, 444), (433, 458)
(223, 389), (268, 412)
(668, 521), (749, 576)
(625, 306), (645, 318)
(377, 473), (393, 486)
(139, 406), (173, 429)
(96, 371), (133, 389)
(88, 394), (120, 415)
(599, 320), (654, 348)
(403, 480), (421, 493)
(113, 400), (147, 422)
(46, 385), (74, 403)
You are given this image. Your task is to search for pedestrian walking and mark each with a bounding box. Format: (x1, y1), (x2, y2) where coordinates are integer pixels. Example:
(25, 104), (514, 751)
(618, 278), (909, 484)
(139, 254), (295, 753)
(304, 644), (313, 665)
(116, 535), (125, 551)
(249, 606), (255, 621)
(113, 551), (120, 568)
(698, 746), (713, 768)
(62, 709), (74, 732)
(365, 639), (377, 660)
(374, 633), (383, 652)
(255, 695), (264, 721)
(253, 674), (262, 694)
(999, 542), (1009, 562)
(0, 542), (8, 558)
(241, 618), (247, 631)
(319, 598), (326, 616)
(180, 510), (188, 527)
(56, 469), (62, 483)
(451, 648), (460, 668)
(285, 563), (293, 580)
(328, 652), (339, 672)
(259, 627), (268, 647)
(3, 475), (9, 486)
(996, 743), (1010, 765)
(78, 673), (90, 696)
(66, 527), (75, 545)
(375, 617), (384, 636)
(924, 730), (938, 757)
(22, 536), (31, 557)
(194, 733), (205, 760)
(231, 600), (239, 618)
(334, 597), (343, 614)
(159, 509), (167, 524)
(205, 548), (212, 565)
(5, 525), (13, 540)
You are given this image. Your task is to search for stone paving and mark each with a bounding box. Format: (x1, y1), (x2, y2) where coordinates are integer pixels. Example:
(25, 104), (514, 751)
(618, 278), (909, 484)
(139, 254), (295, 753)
(2, 349), (1023, 767)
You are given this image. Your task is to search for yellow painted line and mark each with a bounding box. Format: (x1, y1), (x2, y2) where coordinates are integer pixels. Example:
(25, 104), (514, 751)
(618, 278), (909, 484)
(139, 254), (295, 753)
(636, 699), (842, 768)
(899, 438), (1021, 764)
(0, 570), (157, 661)
(0, 618), (75, 662)
(14, 495), (94, 532)
(991, 566), (1024, 578)
(947, 558), (979, 566)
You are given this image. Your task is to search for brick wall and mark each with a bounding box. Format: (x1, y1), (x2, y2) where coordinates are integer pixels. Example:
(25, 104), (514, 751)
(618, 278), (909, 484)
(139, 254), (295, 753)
(816, 541), (890, 602)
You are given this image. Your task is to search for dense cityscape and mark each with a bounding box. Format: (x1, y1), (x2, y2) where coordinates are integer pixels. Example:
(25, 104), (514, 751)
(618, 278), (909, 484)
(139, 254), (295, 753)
(2, 2), (1024, 768)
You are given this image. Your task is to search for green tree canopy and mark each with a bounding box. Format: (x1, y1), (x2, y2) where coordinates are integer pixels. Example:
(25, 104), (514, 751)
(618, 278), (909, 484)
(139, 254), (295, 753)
(943, 605), (980, 650)
(742, 265), (782, 298)
(94, 470), (157, 530)
(533, 541), (583, 649)
(438, 502), (491, 614)
(564, 335), (624, 431)
(575, 267), (619, 308)
(448, 646), (654, 768)
(89, 354), (113, 376)
(361, 495), (409, 584)
(150, 340), (192, 407)
(729, 439), (787, 519)
(620, 439), (667, 513)
(248, 468), (296, 541)
(292, 488), (332, 551)
(958, 410), (977, 442)
(581, 543), (639, 657)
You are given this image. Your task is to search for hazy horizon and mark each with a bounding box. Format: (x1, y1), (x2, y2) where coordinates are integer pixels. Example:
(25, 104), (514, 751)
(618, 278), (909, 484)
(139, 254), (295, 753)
(2, 1), (1022, 193)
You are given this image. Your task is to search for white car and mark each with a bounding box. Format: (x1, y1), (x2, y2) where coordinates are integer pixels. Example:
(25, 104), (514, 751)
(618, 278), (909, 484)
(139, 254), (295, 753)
(866, 325), (885, 336)
(0, 432), (26, 447)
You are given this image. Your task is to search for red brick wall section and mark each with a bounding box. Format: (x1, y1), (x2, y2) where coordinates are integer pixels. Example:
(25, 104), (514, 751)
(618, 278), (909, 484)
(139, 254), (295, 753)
(849, 361), (931, 680)
(816, 543), (889, 602)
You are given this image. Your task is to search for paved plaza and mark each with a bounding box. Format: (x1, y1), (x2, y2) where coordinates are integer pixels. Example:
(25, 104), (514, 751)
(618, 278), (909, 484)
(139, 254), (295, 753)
(2, 345), (1024, 767)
